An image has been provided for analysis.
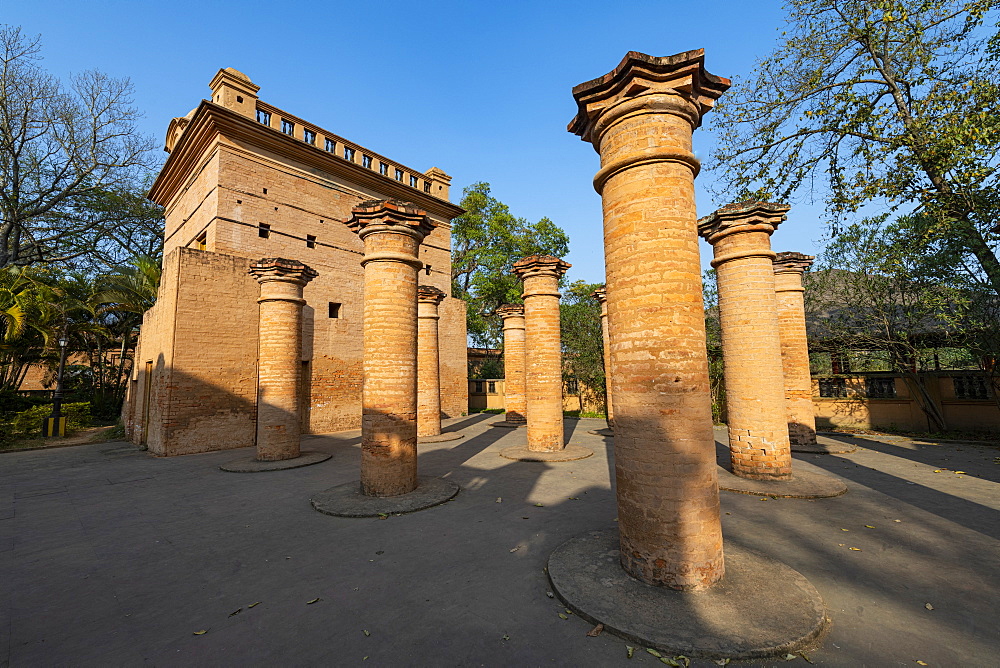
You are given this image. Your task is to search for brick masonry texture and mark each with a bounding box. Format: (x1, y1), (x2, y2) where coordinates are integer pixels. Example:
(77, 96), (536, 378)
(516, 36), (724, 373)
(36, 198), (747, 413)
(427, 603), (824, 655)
(773, 252), (818, 446)
(513, 255), (571, 451)
(349, 200), (434, 497)
(417, 285), (446, 437)
(698, 202), (793, 481)
(570, 50), (729, 590)
(123, 70), (467, 456)
(498, 305), (527, 425)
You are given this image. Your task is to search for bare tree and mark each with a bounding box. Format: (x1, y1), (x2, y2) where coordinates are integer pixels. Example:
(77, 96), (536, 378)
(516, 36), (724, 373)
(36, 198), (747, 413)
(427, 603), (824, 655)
(0, 25), (158, 269)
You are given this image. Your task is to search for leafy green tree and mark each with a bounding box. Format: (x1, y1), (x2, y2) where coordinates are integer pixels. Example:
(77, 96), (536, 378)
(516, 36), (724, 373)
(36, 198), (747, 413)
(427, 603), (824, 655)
(710, 0), (1000, 294)
(451, 182), (570, 353)
(0, 25), (159, 269)
(702, 269), (727, 424)
(811, 213), (973, 430)
(560, 280), (606, 416)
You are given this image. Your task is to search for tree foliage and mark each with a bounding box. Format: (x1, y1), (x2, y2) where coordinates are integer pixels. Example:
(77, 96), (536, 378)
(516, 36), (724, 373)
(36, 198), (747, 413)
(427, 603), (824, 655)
(711, 0), (1000, 293)
(810, 213), (975, 429)
(451, 181), (570, 350)
(0, 25), (160, 269)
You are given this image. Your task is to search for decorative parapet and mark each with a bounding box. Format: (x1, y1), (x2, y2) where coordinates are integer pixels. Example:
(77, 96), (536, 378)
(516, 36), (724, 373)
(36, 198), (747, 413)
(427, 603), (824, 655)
(568, 49), (730, 144)
(697, 201), (790, 245)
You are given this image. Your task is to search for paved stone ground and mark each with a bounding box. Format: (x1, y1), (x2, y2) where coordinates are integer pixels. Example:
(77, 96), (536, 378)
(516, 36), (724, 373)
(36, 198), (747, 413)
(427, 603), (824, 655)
(1, 415), (997, 666)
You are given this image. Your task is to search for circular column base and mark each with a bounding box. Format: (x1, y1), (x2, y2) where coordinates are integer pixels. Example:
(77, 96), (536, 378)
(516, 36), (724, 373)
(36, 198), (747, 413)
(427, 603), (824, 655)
(310, 476), (459, 517)
(586, 428), (614, 437)
(791, 441), (858, 454)
(548, 528), (829, 660)
(417, 432), (466, 444)
(220, 451), (332, 473)
(717, 466), (847, 498)
(499, 444), (594, 462)
(492, 421), (527, 429)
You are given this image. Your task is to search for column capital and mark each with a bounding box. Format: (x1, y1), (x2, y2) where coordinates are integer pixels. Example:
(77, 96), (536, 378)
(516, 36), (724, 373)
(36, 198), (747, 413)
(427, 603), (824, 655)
(417, 284), (446, 305)
(512, 254), (571, 281)
(248, 257), (318, 286)
(568, 49), (730, 145)
(347, 199), (434, 242)
(590, 285), (607, 304)
(773, 251), (815, 275)
(698, 201), (790, 246)
(497, 304), (525, 321)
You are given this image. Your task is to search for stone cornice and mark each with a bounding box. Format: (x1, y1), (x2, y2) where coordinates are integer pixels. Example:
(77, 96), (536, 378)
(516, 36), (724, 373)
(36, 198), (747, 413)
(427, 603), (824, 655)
(148, 101), (464, 221)
(512, 254), (571, 281)
(497, 304), (525, 320)
(249, 257), (318, 285)
(569, 49), (730, 143)
(417, 284), (446, 304)
(697, 201), (790, 245)
(590, 286), (607, 304)
(773, 251), (815, 275)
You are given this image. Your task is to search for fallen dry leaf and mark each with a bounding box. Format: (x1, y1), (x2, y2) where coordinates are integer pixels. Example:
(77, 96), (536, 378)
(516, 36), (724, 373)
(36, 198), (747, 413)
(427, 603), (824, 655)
(647, 648), (662, 658)
(916, 662), (928, 666)
(865, 525), (875, 529)
(626, 646), (635, 659)
(586, 623), (605, 637)
(849, 547), (862, 551)
(558, 613), (568, 620)
(363, 630), (370, 636)
(925, 603), (934, 610)
(247, 602), (261, 608)
(509, 545), (522, 553)
(192, 630), (208, 636)
(496, 497), (502, 503)
(534, 503), (544, 507)
(228, 608), (242, 617)
(307, 598), (321, 604)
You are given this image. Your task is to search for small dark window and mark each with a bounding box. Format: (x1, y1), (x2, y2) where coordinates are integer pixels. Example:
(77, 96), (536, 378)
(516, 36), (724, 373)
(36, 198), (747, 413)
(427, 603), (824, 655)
(262, 188), (267, 194)
(328, 302), (341, 319)
(236, 95), (244, 104)
(954, 375), (990, 400)
(344, 147), (355, 161)
(395, 168), (404, 181)
(325, 138), (336, 152)
(423, 182), (431, 193)
(819, 378), (848, 398)
(866, 377), (896, 399)
(362, 155), (373, 169)
(306, 234), (316, 249)
(256, 109), (271, 125)
(379, 162), (389, 176)
(281, 119), (295, 135)
(566, 379), (579, 394)
(474, 381), (484, 393)
(303, 128), (316, 144)
(258, 223), (270, 239)
(409, 175), (418, 188)
(488, 381), (496, 394)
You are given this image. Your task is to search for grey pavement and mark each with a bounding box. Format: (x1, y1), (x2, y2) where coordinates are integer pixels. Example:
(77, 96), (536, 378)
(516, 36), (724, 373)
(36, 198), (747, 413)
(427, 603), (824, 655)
(1, 415), (998, 666)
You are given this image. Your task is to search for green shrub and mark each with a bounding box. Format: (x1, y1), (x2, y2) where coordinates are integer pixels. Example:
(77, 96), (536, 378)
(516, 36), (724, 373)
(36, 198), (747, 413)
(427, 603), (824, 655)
(8, 402), (91, 437)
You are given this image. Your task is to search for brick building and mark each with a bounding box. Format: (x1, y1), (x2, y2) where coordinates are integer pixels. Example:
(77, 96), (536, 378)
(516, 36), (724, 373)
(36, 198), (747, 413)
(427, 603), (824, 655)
(122, 68), (467, 456)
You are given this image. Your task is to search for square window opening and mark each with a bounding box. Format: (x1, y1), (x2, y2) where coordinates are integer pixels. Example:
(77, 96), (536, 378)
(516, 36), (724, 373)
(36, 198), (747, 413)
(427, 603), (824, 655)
(306, 234), (316, 249)
(258, 223), (270, 239)
(328, 302), (341, 319)
(256, 109), (271, 125)
(379, 162), (389, 176)
(395, 168), (404, 181)
(325, 138), (336, 152)
(281, 119), (295, 135)
(362, 155), (373, 169)
(303, 128), (316, 144)
(344, 147), (355, 161)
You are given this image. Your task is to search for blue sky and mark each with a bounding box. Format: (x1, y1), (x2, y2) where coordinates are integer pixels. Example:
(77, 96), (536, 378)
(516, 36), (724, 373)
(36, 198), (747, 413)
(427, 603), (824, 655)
(6, 0), (833, 285)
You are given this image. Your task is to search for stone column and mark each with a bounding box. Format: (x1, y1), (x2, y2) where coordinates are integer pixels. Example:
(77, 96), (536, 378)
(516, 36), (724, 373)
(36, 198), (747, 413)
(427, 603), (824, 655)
(568, 50), (729, 589)
(698, 202), (792, 481)
(591, 286), (613, 425)
(497, 304), (527, 426)
(417, 285), (445, 438)
(249, 258), (318, 461)
(348, 200), (433, 497)
(513, 255), (570, 451)
(773, 252), (818, 446)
